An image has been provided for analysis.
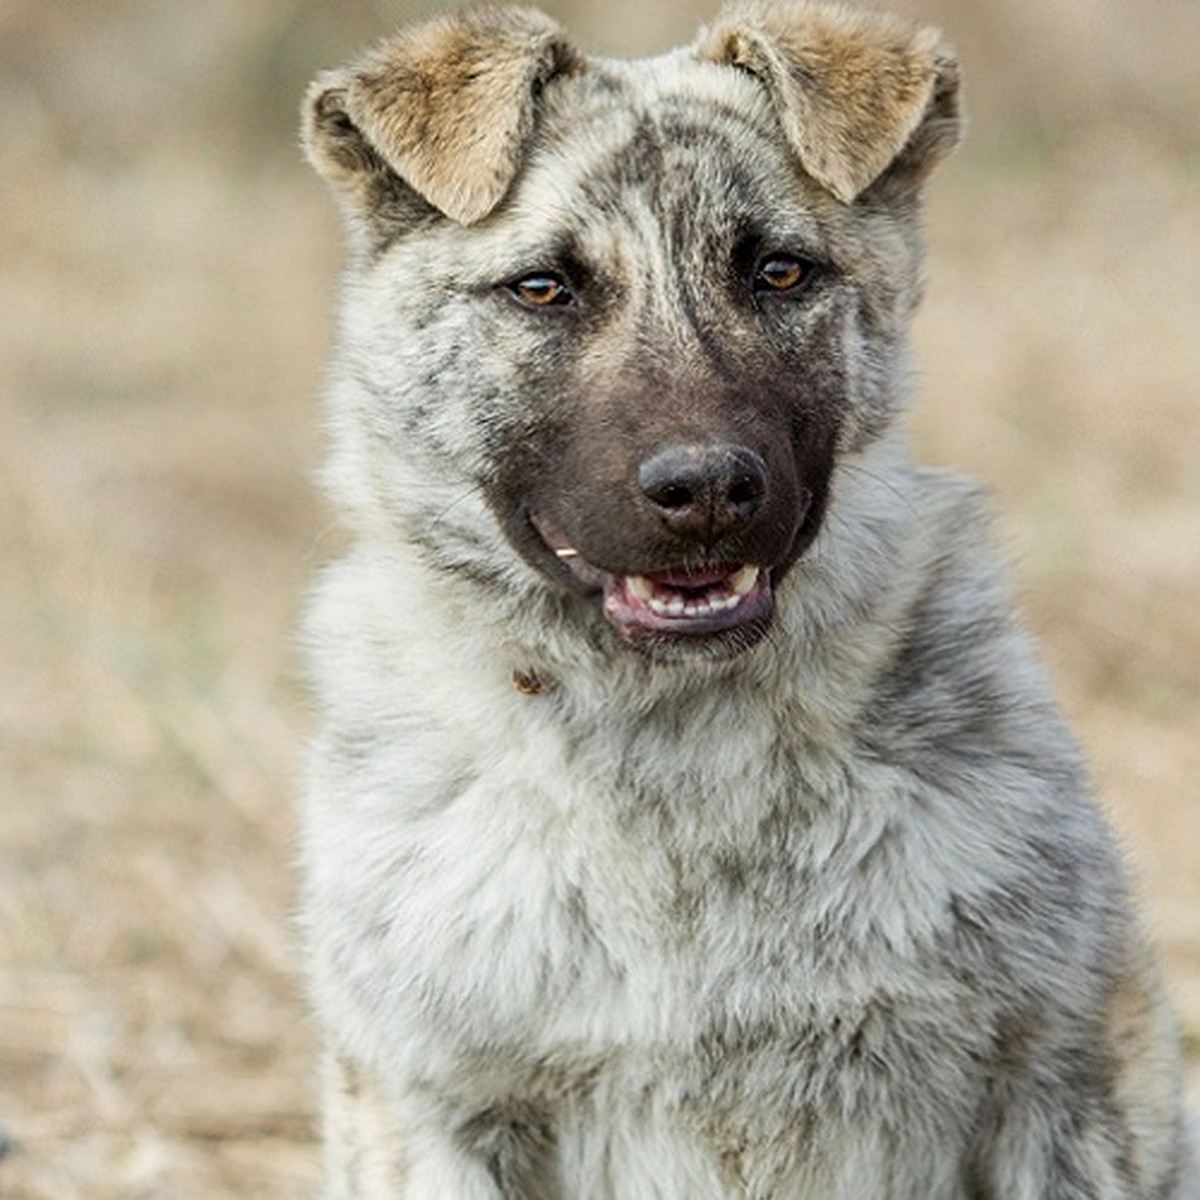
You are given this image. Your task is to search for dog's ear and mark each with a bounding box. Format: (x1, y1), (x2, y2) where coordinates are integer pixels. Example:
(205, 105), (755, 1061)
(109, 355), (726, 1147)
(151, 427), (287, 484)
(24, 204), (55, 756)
(302, 7), (578, 230)
(698, 0), (961, 204)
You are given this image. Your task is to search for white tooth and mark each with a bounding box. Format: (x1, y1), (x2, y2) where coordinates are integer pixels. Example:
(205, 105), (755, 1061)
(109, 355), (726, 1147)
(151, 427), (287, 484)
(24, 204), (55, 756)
(627, 575), (654, 601)
(649, 597), (670, 616)
(666, 597), (685, 617)
(554, 547), (580, 559)
(730, 565), (760, 596)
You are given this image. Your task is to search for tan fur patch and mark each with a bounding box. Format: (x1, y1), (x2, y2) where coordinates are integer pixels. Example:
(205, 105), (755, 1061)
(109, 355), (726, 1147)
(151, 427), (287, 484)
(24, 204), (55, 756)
(306, 7), (579, 225)
(698, 0), (958, 202)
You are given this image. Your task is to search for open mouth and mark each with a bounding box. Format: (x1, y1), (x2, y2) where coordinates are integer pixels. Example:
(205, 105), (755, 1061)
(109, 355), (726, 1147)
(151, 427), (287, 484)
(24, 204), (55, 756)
(603, 562), (770, 638)
(532, 515), (773, 643)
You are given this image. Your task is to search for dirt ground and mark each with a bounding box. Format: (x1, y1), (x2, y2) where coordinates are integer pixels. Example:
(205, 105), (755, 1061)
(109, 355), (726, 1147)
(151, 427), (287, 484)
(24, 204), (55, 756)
(0, 1), (1196, 1196)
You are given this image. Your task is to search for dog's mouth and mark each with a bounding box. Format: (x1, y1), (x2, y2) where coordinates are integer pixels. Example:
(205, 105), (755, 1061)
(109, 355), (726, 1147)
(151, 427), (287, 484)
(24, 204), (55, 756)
(531, 515), (773, 646)
(603, 562), (770, 637)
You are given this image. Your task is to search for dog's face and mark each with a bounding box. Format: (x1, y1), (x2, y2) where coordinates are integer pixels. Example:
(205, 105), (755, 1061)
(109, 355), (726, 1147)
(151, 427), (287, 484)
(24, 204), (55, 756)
(304, 3), (961, 659)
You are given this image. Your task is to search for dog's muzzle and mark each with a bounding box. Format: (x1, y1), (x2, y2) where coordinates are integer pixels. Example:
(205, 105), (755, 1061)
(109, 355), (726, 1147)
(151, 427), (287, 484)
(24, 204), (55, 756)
(521, 439), (815, 654)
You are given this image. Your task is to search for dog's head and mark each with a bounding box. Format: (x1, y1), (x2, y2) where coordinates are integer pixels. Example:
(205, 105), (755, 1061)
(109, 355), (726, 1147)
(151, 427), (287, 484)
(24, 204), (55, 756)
(303, 2), (961, 660)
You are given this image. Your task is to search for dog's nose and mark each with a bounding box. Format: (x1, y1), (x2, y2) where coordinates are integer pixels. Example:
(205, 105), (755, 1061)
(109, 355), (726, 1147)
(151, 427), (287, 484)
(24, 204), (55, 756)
(638, 443), (767, 540)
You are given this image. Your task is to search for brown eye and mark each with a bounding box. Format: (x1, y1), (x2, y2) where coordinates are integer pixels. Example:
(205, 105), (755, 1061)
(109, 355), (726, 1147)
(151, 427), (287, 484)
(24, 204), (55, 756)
(754, 253), (819, 295)
(507, 274), (573, 308)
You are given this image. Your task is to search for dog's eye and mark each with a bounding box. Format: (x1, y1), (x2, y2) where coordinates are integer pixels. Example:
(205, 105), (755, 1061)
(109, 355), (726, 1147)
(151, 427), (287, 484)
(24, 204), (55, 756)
(754, 254), (820, 296)
(507, 274), (574, 309)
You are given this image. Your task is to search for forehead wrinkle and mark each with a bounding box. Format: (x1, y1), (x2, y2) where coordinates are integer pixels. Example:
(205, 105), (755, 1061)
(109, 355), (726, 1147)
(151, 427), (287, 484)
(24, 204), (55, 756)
(517, 48), (793, 220)
(497, 102), (638, 246)
(509, 90), (793, 255)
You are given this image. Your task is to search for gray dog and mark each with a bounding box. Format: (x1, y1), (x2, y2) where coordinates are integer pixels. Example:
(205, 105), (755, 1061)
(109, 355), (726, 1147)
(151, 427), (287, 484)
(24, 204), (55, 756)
(299, 2), (1198, 1195)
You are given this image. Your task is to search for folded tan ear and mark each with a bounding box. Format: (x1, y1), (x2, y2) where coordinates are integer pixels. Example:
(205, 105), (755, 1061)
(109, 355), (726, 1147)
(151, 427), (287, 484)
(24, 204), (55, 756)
(698, 0), (961, 203)
(303, 7), (579, 228)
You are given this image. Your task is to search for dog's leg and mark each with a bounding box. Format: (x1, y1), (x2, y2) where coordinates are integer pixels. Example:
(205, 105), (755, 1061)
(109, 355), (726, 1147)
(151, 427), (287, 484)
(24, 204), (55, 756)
(322, 1049), (531, 1199)
(966, 1072), (1198, 1199)
(321, 1050), (405, 1199)
(393, 1095), (556, 1200)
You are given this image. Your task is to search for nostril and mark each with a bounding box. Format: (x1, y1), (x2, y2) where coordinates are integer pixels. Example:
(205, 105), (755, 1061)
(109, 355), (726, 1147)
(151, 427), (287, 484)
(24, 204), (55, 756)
(647, 481), (696, 511)
(729, 472), (765, 507)
(638, 449), (705, 513)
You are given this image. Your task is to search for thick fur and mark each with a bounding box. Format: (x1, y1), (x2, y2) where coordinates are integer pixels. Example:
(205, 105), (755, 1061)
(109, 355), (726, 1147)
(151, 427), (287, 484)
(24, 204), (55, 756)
(299, 3), (1198, 1196)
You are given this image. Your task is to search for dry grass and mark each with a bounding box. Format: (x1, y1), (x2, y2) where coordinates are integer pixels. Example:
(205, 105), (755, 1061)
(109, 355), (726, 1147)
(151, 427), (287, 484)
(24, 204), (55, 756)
(0, 1), (1196, 1195)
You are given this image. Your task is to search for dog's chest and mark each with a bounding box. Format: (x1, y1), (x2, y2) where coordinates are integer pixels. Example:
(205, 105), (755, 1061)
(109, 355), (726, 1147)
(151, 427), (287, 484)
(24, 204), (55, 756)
(308, 682), (993, 1125)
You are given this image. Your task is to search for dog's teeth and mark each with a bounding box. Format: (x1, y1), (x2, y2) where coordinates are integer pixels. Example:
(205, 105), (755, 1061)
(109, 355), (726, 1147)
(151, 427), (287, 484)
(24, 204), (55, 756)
(730, 565), (760, 596)
(633, 568), (760, 621)
(627, 575), (655, 601)
(555, 547), (580, 559)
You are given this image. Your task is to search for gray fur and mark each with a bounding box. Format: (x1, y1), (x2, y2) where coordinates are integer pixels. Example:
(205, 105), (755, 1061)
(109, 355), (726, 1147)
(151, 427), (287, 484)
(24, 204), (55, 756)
(299, 4), (1198, 1196)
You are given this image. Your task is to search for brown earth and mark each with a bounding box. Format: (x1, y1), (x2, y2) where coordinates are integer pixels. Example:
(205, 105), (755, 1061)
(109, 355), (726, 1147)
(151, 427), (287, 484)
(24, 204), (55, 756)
(0, 1), (1196, 1195)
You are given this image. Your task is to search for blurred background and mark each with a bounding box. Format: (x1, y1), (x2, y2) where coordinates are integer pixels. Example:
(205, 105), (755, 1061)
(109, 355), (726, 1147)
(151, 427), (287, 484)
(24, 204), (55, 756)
(0, 0), (1196, 1195)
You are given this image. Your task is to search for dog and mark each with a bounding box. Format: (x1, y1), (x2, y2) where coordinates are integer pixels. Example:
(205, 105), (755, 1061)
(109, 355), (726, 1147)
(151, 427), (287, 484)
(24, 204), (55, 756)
(298, 3), (1198, 1195)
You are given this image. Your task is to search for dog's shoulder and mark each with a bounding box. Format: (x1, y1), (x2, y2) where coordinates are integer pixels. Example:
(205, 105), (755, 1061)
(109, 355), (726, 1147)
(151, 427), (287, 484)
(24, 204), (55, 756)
(863, 465), (1079, 770)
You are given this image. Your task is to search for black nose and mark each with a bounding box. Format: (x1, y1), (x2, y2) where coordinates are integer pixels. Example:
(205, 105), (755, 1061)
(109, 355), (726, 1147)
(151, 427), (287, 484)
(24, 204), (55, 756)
(637, 443), (768, 540)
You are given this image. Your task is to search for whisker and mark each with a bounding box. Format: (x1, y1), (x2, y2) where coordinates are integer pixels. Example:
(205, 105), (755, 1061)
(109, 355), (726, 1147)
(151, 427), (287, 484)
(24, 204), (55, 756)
(835, 461), (920, 518)
(427, 483), (485, 535)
